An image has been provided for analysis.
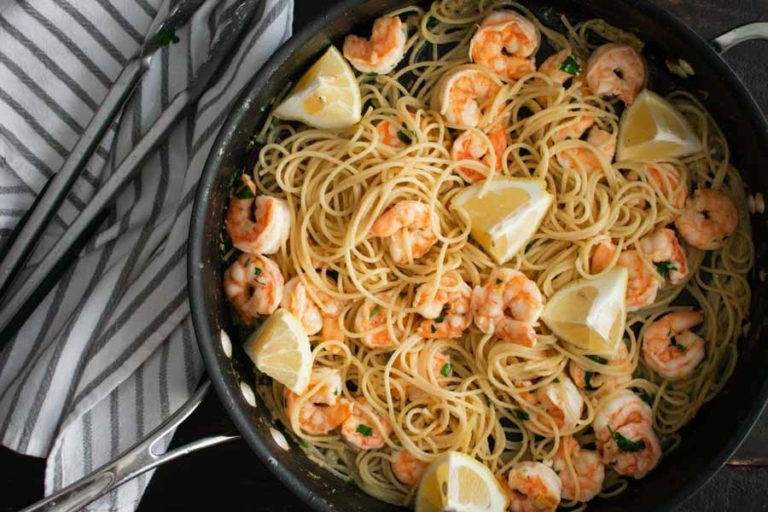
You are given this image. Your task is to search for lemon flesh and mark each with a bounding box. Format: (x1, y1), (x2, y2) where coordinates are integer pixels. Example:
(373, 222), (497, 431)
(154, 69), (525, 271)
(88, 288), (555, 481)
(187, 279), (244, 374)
(273, 46), (361, 129)
(243, 310), (312, 394)
(452, 178), (553, 264)
(541, 268), (628, 357)
(416, 452), (508, 512)
(617, 89), (702, 161)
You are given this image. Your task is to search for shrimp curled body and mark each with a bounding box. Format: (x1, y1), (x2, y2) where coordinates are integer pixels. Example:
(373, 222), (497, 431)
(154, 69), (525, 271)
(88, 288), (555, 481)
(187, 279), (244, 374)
(343, 16), (407, 74)
(370, 201), (437, 264)
(223, 253), (284, 324)
(470, 11), (539, 81)
(472, 268), (544, 346)
(642, 310), (706, 380)
(226, 175), (291, 255)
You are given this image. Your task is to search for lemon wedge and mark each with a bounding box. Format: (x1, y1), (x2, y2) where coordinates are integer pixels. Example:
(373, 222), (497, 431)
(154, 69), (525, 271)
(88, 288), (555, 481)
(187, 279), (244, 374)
(541, 268), (628, 357)
(416, 452), (508, 512)
(243, 310), (312, 394)
(452, 178), (553, 264)
(273, 46), (361, 129)
(617, 89), (703, 161)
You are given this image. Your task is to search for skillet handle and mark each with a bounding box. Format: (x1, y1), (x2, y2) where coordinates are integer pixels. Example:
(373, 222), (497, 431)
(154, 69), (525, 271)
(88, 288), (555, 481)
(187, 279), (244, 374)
(21, 380), (238, 512)
(711, 22), (768, 53)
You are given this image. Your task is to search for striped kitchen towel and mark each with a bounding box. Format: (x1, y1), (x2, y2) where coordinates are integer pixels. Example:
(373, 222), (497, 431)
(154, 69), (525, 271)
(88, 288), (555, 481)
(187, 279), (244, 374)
(0, 0), (292, 509)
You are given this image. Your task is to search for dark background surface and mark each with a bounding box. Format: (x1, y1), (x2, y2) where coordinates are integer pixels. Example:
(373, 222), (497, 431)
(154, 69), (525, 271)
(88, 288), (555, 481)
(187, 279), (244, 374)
(2, 0), (768, 511)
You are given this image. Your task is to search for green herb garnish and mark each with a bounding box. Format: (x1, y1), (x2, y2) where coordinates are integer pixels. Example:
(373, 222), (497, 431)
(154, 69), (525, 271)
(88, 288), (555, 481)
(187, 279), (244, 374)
(514, 409), (530, 421)
(430, 324), (437, 334)
(369, 305), (381, 318)
(235, 185), (255, 199)
(435, 316), (445, 324)
(440, 363), (452, 377)
(559, 55), (582, 76)
(675, 343), (688, 352)
(366, 72), (378, 77)
(154, 27), (180, 47)
(356, 424), (373, 437)
(584, 371), (597, 391)
(253, 267), (262, 276)
(553, 377), (560, 383)
(243, 257), (250, 267)
(608, 426), (646, 452)
(587, 355), (608, 365)
(655, 260), (678, 280)
(396, 129), (414, 145)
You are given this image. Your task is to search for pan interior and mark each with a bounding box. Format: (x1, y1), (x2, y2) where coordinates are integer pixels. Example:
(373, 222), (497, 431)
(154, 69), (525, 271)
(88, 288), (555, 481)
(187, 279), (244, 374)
(188, 1), (768, 511)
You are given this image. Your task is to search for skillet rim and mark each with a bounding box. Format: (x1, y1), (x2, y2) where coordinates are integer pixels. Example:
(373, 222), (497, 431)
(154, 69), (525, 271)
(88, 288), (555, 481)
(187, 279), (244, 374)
(188, 1), (768, 511)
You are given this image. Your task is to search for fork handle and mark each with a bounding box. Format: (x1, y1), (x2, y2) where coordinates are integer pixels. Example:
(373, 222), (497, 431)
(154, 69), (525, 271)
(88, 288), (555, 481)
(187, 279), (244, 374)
(20, 381), (238, 512)
(0, 57), (148, 298)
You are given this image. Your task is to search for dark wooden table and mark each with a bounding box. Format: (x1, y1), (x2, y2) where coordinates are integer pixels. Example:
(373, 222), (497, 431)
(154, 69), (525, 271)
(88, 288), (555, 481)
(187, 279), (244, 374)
(2, 1), (767, 511)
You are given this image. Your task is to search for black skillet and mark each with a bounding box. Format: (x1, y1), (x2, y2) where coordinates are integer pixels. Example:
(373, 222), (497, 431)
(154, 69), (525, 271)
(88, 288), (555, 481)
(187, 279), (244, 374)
(188, 2), (768, 511)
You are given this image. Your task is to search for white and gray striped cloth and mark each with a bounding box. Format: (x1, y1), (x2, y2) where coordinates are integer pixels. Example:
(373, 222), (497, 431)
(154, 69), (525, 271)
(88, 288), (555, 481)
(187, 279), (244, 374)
(0, 0), (292, 509)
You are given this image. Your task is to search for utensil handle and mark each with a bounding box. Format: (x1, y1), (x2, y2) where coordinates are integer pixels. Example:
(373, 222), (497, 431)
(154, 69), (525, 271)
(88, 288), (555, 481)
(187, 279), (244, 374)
(0, 90), (190, 339)
(0, 58), (147, 298)
(21, 380), (238, 512)
(711, 22), (768, 53)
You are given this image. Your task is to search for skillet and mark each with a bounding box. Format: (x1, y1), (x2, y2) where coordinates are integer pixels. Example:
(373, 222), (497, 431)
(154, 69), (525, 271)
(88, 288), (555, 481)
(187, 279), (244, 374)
(188, 1), (768, 511)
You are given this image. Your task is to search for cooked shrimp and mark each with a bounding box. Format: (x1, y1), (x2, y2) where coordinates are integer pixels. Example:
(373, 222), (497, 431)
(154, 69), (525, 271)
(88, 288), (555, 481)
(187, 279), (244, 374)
(472, 268), (544, 346)
(341, 397), (392, 449)
(391, 449), (427, 485)
(569, 342), (631, 393)
(354, 292), (405, 349)
(552, 436), (605, 503)
(470, 11), (539, 81)
(285, 368), (353, 435)
(600, 421), (661, 479)
(370, 201), (437, 264)
(377, 120), (407, 148)
(644, 163), (688, 215)
(521, 376), (585, 436)
(585, 43), (645, 104)
(674, 187), (738, 250)
(433, 66), (502, 127)
(593, 390), (653, 446)
(226, 174), (291, 254)
(553, 116), (595, 143)
(642, 310), (705, 380)
(639, 228), (689, 285)
(282, 276), (346, 336)
(557, 128), (616, 171)
(414, 271), (472, 338)
(451, 124), (510, 183)
(223, 253), (284, 324)
(342, 16), (407, 74)
(591, 243), (659, 311)
(504, 461), (562, 512)
(539, 49), (582, 85)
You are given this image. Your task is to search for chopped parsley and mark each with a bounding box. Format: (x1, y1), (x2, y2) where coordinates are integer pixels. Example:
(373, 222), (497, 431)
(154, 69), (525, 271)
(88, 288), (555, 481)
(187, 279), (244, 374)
(154, 26), (180, 47)
(514, 408), (530, 421)
(559, 55), (582, 76)
(365, 71), (378, 77)
(235, 184), (255, 199)
(608, 426), (646, 452)
(253, 267), (262, 276)
(584, 371), (597, 391)
(675, 343), (688, 352)
(430, 324), (437, 334)
(655, 260), (678, 280)
(396, 129), (415, 145)
(243, 257), (250, 267)
(440, 363), (452, 377)
(426, 16), (439, 29)
(369, 305), (381, 318)
(553, 377), (560, 383)
(356, 424), (373, 437)
(587, 355), (608, 365)
(435, 316), (445, 324)
(333, 388), (339, 396)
